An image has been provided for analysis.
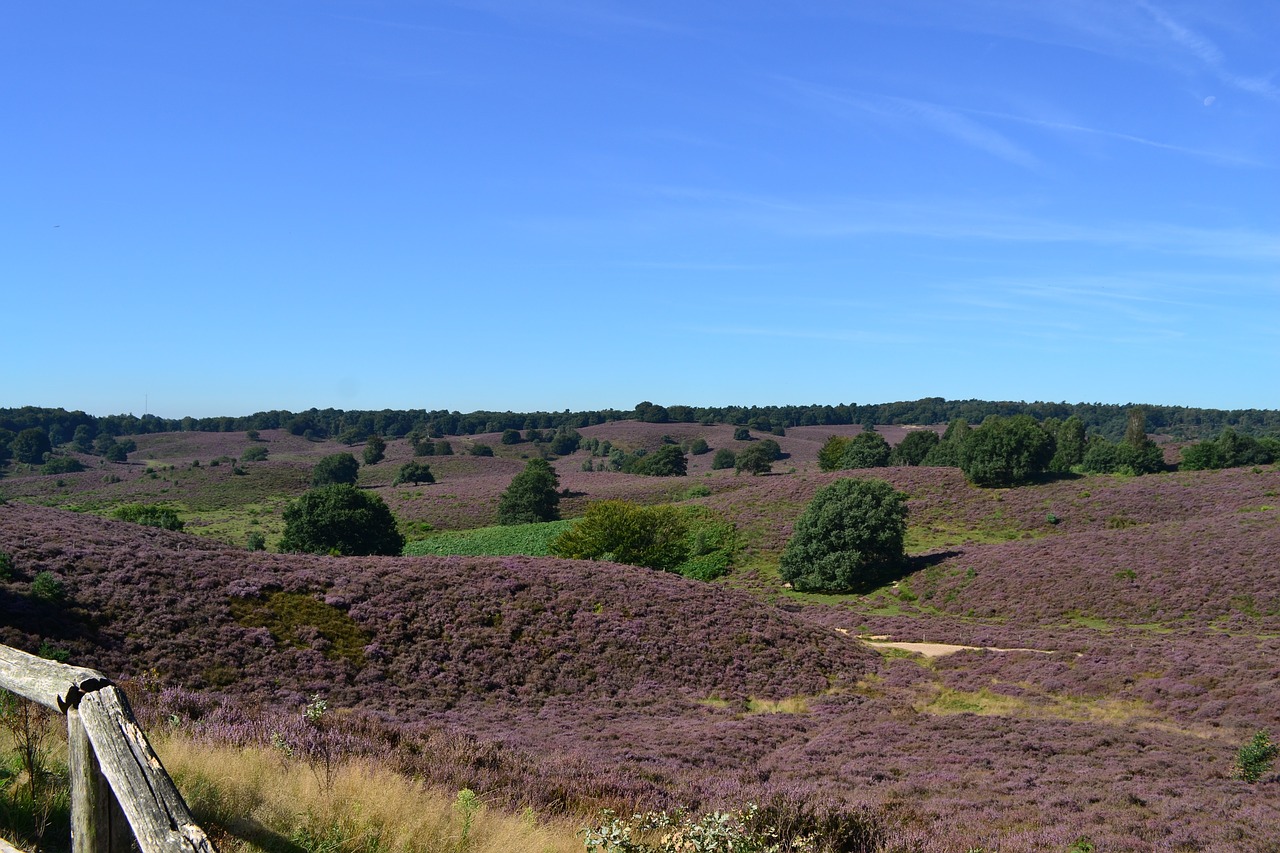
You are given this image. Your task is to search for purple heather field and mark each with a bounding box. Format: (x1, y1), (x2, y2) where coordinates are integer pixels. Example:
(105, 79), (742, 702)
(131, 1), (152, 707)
(2, 424), (1279, 850)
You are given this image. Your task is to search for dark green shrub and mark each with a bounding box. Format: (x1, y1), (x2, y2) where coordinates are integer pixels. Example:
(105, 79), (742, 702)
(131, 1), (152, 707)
(1179, 441), (1223, 470)
(0, 551), (12, 580)
(1235, 729), (1278, 782)
(780, 478), (908, 593)
(840, 431), (891, 469)
(549, 429), (581, 455)
(279, 485), (404, 556)
(734, 443), (774, 475)
(551, 500), (689, 571)
(241, 445), (269, 462)
(818, 435), (851, 472)
(733, 427), (751, 441)
(312, 453), (360, 487)
(688, 438), (710, 456)
(960, 415), (1054, 487)
(1049, 415), (1087, 472)
(362, 434), (386, 465)
(393, 461), (435, 486)
(11, 428), (52, 464)
(31, 572), (66, 601)
(711, 448), (736, 470)
(501, 429), (522, 445)
(112, 503), (185, 531)
(246, 531), (267, 551)
(891, 430), (940, 466)
(434, 440), (454, 456)
(41, 456), (85, 475)
(470, 443), (495, 457)
(626, 444), (687, 477)
(497, 458), (561, 524)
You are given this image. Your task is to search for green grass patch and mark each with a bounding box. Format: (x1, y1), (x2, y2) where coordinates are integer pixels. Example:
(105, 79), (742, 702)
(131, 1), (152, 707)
(1066, 614), (1113, 631)
(403, 520), (574, 557)
(228, 591), (370, 666)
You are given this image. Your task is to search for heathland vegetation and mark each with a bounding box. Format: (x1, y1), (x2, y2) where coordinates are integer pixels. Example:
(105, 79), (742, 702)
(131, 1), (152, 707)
(1, 398), (1279, 851)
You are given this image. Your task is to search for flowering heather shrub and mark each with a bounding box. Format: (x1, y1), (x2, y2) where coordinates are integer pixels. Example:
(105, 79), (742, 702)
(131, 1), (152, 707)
(7, 464), (1280, 849)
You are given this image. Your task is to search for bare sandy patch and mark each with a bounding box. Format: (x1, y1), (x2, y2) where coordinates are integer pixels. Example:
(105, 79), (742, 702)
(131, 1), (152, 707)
(836, 629), (1058, 658)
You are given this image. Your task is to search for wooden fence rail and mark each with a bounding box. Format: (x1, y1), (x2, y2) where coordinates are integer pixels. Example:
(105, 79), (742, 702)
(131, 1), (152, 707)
(0, 643), (215, 853)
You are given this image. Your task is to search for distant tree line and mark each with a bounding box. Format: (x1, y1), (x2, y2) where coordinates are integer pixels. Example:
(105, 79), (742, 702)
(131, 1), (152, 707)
(3, 397), (1279, 455)
(819, 410), (1172, 487)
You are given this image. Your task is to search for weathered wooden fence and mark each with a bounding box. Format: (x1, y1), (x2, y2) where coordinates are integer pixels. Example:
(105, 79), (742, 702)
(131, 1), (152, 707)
(0, 643), (215, 853)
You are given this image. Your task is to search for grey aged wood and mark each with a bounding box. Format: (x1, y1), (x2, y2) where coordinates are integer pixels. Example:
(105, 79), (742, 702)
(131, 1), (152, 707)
(0, 644), (108, 712)
(0, 644), (215, 853)
(78, 686), (215, 853)
(68, 708), (131, 853)
(0, 836), (28, 853)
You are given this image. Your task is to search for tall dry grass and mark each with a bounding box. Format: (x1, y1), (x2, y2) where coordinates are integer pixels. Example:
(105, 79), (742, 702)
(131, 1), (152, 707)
(152, 735), (584, 853)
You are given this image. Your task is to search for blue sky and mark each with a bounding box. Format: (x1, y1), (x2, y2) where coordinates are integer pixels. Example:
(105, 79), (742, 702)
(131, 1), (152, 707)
(3, 1), (1276, 419)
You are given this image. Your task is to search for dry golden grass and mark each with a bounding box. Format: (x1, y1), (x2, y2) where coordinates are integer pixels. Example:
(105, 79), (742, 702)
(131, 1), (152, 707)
(151, 735), (584, 853)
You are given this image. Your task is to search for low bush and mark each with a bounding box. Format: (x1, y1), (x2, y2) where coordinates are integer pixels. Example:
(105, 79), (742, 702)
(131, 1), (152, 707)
(40, 456), (85, 475)
(240, 445), (269, 462)
(31, 571), (66, 601)
(1236, 729), (1278, 782)
(112, 503), (185, 531)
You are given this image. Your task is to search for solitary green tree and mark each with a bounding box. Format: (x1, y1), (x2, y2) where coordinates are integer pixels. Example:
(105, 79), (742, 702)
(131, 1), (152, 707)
(312, 453), (360, 486)
(734, 443), (774, 475)
(497, 458), (561, 524)
(779, 478), (908, 593)
(363, 434), (387, 465)
(392, 460), (434, 486)
(279, 484), (404, 556)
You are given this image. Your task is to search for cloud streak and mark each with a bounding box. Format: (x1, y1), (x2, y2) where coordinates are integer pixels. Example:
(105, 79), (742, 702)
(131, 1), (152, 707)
(783, 81), (1040, 169)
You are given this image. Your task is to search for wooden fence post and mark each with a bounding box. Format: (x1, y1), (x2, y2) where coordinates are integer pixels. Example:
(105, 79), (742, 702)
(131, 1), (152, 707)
(68, 707), (130, 853)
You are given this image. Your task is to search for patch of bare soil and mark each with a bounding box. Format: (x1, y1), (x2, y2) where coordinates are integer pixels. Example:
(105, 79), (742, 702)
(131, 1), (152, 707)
(838, 630), (1059, 658)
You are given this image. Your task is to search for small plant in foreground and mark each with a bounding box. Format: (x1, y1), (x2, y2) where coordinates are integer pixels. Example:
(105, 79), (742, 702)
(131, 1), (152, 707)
(456, 787), (482, 850)
(1235, 729), (1278, 782)
(30, 572), (66, 602)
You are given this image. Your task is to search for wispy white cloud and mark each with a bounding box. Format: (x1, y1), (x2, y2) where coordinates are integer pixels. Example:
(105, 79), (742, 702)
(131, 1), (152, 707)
(1136, 0), (1280, 99)
(783, 81), (1040, 169)
(961, 107), (1269, 167)
(440, 0), (688, 36)
(679, 324), (919, 346)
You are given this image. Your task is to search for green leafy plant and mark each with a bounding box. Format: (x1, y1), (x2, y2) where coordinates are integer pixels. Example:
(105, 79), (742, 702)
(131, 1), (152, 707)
(1235, 729), (1278, 782)
(780, 478), (908, 593)
(497, 458), (561, 524)
(30, 572), (66, 602)
(311, 453), (360, 486)
(551, 501), (689, 572)
(279, 485), (405, 556)
(392, 460), (435, 486)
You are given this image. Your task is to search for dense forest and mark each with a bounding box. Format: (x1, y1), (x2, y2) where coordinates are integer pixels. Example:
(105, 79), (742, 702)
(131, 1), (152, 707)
(2, 398), (1277, 448)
